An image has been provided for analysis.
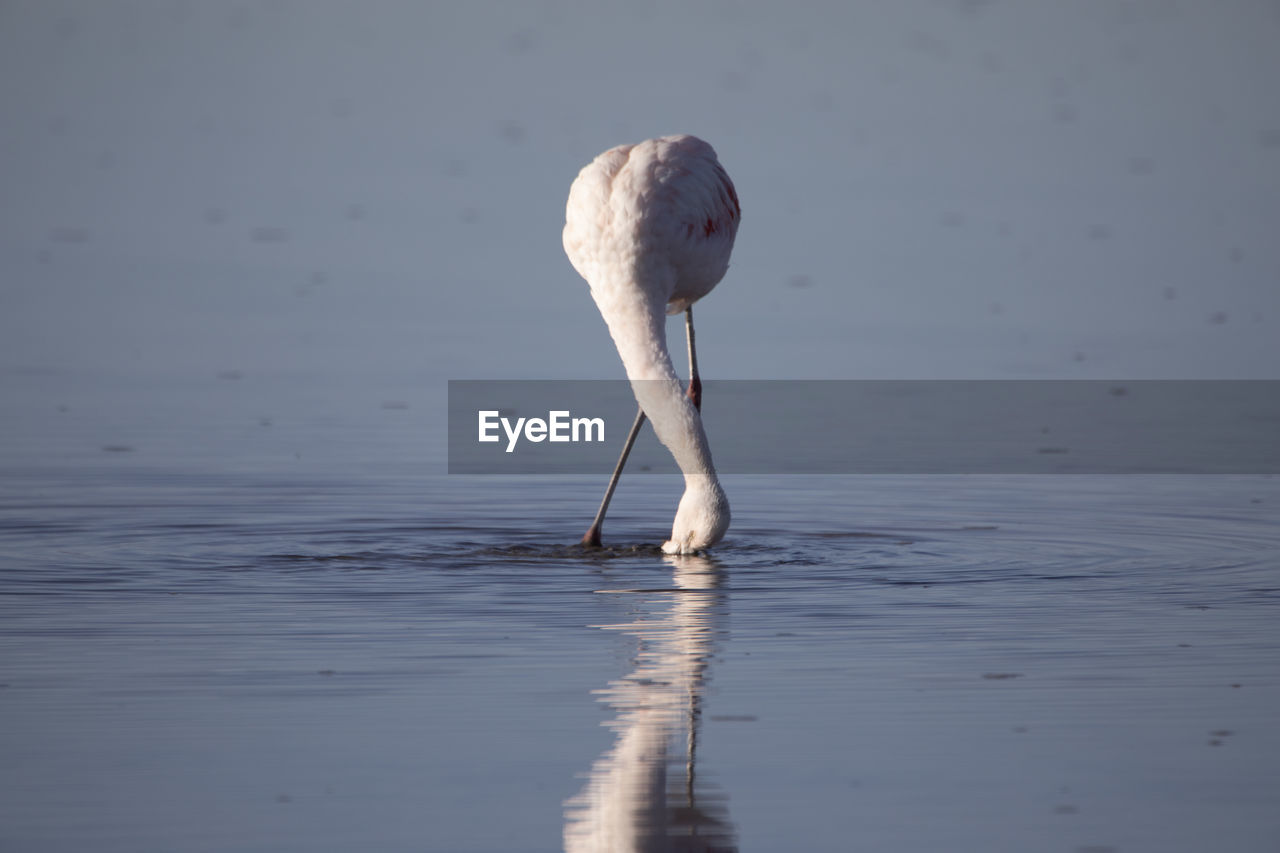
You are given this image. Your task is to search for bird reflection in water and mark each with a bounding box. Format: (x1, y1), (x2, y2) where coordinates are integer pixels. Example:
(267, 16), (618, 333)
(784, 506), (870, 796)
(564, 554), (736, 852)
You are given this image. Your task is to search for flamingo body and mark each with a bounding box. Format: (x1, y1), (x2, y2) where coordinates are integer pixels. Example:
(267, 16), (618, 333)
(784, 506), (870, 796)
(564, 135), (740, 553)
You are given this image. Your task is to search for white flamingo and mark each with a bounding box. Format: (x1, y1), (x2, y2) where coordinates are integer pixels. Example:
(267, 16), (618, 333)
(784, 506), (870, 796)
(563, 135), (740, 554)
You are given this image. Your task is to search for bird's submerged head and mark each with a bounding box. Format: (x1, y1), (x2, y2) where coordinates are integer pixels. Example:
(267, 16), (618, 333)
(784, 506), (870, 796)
(662, 475), (730, 555)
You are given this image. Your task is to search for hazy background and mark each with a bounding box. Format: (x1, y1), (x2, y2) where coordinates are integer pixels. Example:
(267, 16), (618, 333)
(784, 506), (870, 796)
(3, 0), (1278, 407)
(3, 7), (1279, 851)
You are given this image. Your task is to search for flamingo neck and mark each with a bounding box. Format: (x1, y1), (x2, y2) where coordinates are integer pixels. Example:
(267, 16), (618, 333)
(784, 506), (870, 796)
(589, 271), (730, 553)
(590, 276), (718, 482)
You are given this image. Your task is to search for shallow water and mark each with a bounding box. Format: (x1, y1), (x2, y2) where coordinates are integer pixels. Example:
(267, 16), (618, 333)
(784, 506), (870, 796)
(2, 376), (1279, 852)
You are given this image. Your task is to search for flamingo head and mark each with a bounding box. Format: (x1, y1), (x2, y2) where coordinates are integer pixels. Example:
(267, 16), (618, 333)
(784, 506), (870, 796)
(662, 476), (730, 554)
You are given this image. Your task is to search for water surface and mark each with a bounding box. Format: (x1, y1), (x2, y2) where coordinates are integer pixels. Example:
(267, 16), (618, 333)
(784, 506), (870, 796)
(2, 374), (1278, 852)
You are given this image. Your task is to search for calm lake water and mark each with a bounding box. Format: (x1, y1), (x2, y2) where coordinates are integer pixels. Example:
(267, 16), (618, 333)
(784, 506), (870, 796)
(2, 372), (1278, 852)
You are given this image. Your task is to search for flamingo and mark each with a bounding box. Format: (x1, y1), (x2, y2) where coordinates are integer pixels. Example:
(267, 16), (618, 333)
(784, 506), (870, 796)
(563, 135), (740, 554)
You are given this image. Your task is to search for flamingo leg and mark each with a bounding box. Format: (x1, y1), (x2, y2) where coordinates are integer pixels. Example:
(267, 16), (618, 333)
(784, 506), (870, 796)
(684, 306), (701, 411)
(582, 406), (646, 547)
